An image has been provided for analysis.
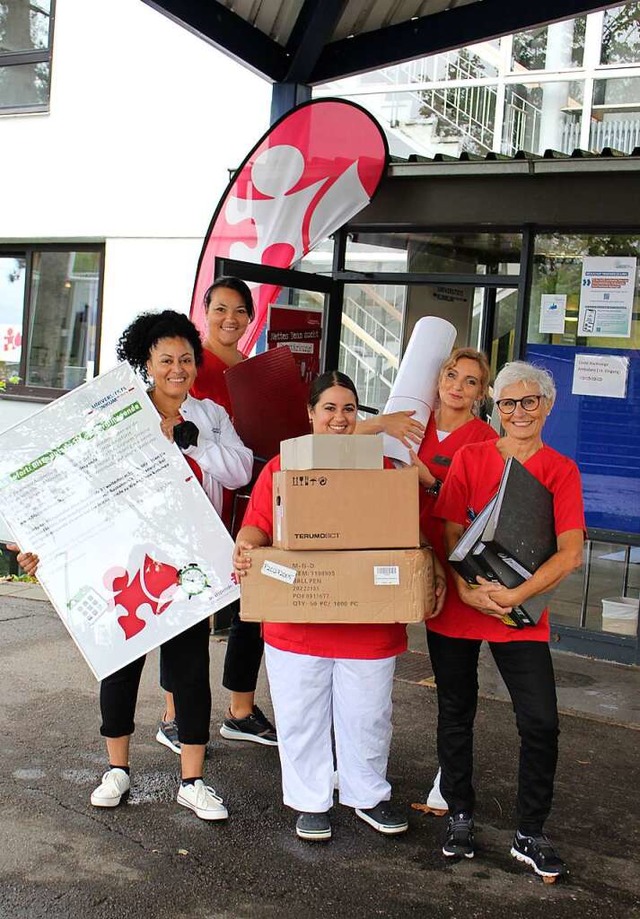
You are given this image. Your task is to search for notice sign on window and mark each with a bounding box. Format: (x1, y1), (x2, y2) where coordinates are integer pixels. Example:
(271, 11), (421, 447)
(571, 353), (629, 398)
(578, 256), (636, 338)
(538, 294), (567, 334)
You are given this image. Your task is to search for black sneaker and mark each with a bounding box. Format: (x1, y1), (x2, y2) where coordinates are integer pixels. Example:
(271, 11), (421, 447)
(156, 718), (181, 755)
(442, 811), (475, 858)
(510, 831), (567, 879)
(219, 705), (278, 746)
(355, 801), (409, 835)
(296, 811), (332, 841)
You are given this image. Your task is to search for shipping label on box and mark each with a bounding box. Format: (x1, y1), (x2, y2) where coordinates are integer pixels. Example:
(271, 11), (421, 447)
(273, 467), (420, 550)
(280, 434), (383, 470)
(240, 547), (434, 623)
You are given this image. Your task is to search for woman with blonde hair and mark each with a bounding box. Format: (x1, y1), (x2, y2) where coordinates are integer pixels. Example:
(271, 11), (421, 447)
(410, 347), (498, 812)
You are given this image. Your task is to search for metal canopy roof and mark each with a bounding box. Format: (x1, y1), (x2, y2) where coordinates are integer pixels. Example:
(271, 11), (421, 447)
(142, 0), (623, 85)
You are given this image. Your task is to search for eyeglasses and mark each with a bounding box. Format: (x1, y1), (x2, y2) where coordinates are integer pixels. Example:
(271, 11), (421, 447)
(495, 394), (543, 414)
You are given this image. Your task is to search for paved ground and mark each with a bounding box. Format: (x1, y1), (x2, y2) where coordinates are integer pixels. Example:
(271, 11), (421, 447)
(1, 589), (639, 919)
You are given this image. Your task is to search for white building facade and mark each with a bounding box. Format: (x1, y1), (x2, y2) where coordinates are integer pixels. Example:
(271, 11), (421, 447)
(0, 0), (269, 428)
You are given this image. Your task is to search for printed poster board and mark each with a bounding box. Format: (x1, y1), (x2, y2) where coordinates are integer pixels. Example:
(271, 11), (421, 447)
(0, 363), (238, 680)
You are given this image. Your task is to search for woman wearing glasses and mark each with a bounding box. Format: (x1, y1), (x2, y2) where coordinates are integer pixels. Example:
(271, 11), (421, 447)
(428, 361), (585, 881)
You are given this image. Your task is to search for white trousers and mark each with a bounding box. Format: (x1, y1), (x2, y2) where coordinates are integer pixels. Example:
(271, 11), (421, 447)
(265, 644), (396, 813)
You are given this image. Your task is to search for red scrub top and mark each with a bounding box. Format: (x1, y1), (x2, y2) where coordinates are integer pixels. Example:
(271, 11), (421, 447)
(241, 455), (408, 660)
(190, 349), (235, 416)
(190, 349), (244, 528)
(417, 414), (498, 562)
(430, 441), (585, 643)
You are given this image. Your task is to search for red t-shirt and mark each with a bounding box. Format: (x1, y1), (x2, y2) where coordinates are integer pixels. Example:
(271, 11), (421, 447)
(190, 349), (234, 415)
(429, 441), (585, 643)
(241, 455), (408, 660)
(417, 414), (497, 562)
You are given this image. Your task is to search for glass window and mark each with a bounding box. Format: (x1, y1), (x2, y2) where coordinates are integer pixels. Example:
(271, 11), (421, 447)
(339, 283), (405, 413)
(297, 238), (334, 276)
(0, 246), (103, 397)
(0, 255), (25, 392)
(600, 2), (640, 65)
(590, 76), (640, 154)
(329, 41), (500, 92)
(503, 81), (583, 155)
(528, 233), (640, 349)
(0, 0), (54, 112)
(526, 233), (640, 539)
(0, 60), (50, 108)
(417, 83), (496, 154)
(345, 232), (521, 276)
(511, 17), (586, 72)
(551, 540), (639, 637)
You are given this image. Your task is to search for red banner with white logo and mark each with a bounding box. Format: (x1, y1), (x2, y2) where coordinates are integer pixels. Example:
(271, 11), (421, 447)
(189, 99), (388, 354)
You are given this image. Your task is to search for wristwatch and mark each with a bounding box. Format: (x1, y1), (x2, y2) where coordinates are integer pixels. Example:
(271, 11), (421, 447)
(425, 478), (442, 497)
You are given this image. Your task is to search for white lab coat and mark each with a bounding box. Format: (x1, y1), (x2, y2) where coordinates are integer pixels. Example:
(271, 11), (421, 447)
(178, 394), (253, 515)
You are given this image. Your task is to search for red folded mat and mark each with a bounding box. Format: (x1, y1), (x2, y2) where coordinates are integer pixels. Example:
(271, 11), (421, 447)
(224, 347), (310, 462)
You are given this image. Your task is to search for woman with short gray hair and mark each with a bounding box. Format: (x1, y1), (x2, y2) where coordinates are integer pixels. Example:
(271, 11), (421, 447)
(493, 361), (556, 405)
(429, 360), (585, 881)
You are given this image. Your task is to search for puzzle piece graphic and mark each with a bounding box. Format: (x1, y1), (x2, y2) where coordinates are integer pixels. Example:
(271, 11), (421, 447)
(108, 555), (180, 640)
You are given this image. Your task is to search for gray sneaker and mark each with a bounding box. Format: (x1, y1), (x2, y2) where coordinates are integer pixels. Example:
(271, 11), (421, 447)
(156, 718), (181, 755)
(355, 802), (409, 835)
(219, 706), (277, 746)
(296, 811), (332, 841)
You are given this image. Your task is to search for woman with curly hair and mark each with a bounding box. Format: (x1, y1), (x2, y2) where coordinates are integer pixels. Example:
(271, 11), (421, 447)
(16, 309), (253, 822)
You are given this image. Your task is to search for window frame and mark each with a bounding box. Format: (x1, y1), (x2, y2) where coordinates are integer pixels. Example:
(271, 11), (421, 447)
(0, 0), (56, 114)
(0, 242), (105, 402)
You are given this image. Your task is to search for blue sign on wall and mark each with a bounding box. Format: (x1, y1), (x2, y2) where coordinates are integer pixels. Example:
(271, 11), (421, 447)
(525, 344), (639, 535)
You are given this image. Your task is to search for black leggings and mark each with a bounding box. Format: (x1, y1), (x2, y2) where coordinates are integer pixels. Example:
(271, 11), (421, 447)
(101, 618), (211, 745)
(159, 602), (263, 696)
(427, 630), (559, 835)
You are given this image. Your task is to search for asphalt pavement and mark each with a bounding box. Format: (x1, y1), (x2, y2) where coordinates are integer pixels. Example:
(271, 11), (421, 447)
(1, 587), (639, 919)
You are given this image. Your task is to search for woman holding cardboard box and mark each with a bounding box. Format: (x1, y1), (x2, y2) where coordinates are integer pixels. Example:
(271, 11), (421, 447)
(233, 370), (446, 842)
(428, 361), (585, 880)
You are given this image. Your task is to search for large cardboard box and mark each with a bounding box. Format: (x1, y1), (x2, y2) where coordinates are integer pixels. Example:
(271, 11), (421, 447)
(240, 547), (434, 623)
(280, 434), (383, 470)
(273, 467), (420, 550)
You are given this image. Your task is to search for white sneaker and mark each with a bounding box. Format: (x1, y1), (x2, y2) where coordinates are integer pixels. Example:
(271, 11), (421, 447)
(426, 768), (448, 812)
(177, 779), (228, 821)
(90, 768), (130, 808)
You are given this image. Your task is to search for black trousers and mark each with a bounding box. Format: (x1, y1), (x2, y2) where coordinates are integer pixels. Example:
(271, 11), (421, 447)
(101, 618), (211, 745)
(427, 630), (559, 835)
(222, 605), (264, 693)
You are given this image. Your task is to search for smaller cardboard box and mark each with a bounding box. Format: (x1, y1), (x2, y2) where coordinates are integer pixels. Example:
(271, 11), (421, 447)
(280, 434), (383, 470)
(240, 547), (434, 624)
(273, 467), (420, 550)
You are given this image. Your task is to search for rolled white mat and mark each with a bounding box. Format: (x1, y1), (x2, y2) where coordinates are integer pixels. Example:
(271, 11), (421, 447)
(382, 316), (457, 465)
